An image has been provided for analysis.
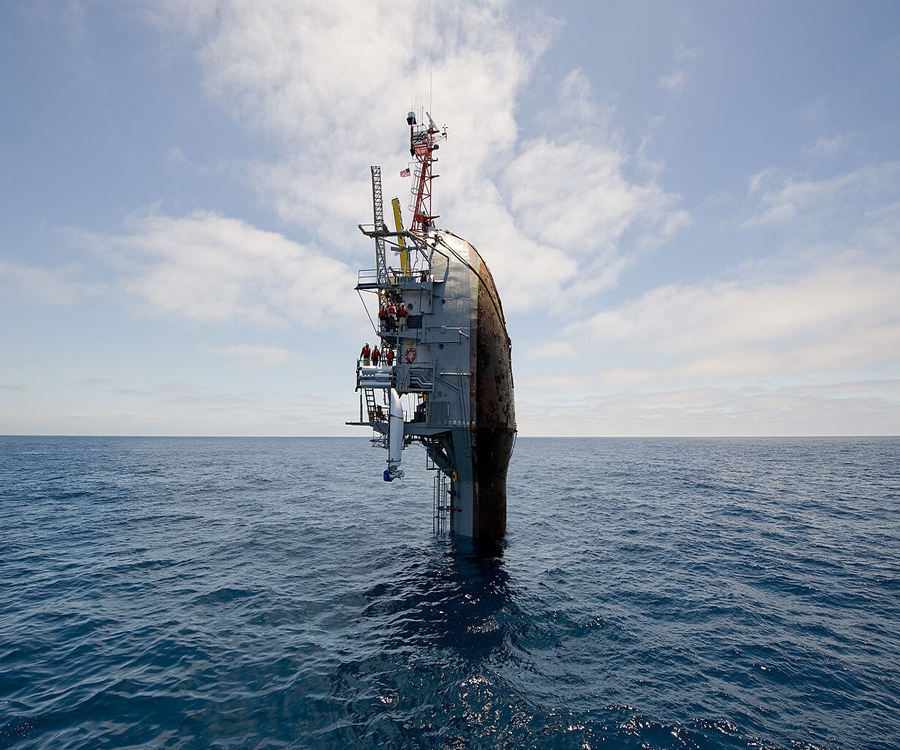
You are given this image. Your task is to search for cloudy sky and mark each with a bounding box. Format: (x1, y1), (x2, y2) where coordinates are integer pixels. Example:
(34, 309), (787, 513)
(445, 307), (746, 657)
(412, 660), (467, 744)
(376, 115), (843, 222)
(2, 0), (899, 436)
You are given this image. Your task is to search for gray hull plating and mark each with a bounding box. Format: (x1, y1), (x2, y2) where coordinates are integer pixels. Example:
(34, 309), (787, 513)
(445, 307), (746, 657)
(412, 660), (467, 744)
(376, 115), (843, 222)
(429, 231), (515, 540)
(353, 229), (516, 542)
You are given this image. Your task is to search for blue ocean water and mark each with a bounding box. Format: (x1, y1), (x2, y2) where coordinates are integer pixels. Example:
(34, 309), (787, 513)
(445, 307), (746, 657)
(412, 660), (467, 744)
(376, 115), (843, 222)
(1, 437), (898, 750)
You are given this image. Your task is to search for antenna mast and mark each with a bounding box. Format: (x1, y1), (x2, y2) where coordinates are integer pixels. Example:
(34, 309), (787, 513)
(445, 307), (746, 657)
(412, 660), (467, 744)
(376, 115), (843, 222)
(407, 111), (447, 236)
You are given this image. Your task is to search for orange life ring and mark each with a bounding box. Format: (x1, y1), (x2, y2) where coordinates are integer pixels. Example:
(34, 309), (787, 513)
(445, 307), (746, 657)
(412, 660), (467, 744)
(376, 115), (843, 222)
(405, 347), (417, 364)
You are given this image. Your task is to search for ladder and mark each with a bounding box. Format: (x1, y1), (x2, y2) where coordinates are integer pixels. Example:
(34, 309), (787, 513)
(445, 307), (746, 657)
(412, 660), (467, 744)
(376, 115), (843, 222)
(364, 388), (377, 422)
(370, 166), (387, 287)
(433, 470), (450, 535)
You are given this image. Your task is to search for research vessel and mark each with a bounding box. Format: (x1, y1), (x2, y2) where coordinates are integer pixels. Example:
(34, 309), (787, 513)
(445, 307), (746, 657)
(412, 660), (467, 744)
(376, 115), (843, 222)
(349, 112), (516, 541)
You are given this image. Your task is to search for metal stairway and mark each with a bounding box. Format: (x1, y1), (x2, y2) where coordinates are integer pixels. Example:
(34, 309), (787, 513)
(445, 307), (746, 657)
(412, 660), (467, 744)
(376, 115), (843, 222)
(364, 388), (377, 422)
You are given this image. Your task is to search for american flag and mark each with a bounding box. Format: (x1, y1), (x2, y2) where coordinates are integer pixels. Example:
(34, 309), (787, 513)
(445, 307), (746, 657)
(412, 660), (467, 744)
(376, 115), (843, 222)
(400, 168), (410, 177)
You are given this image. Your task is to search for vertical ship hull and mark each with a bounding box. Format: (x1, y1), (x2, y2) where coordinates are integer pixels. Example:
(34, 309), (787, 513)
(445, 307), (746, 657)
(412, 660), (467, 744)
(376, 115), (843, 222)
(350, 113), (515, 542)
(435, 232), (515, 540)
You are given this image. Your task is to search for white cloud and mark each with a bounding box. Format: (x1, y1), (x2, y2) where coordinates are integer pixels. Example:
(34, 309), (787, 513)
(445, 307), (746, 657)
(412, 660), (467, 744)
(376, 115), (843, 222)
(507, 151), (900, 435)
(741, 163), (900, 229)
(506, 135), (688, 250)
(496, 133), (689, 308)
(79, 210), (356, 329)
(0, 259), (104, 304)
(799, 94), (830, 125)
(515, 380), (900, 437)
(550, 67), (600, 124)
(6, 1), (899, 438)
(202, 343), (303, 366)
(560, 255), (900, 382)
(659, 42), (700, 95)
(147, 0), (688, 316)
(806, 134), (847, 157)
(659, 70), (687, 94)
(674, 42), (702, 63)
(153, 0), (550, 248)
(0, 374), (351, 436)
(165, 146), (194, 169)
(451, 67), (689, 313)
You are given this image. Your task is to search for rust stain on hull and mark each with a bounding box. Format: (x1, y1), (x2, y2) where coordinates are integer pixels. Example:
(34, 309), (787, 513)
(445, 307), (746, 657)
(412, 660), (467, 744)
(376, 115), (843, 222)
(471, 250), (516, 541)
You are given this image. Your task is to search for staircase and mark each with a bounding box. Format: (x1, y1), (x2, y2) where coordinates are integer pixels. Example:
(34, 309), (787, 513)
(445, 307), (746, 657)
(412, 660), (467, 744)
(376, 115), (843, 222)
(364, 388), (377, 422)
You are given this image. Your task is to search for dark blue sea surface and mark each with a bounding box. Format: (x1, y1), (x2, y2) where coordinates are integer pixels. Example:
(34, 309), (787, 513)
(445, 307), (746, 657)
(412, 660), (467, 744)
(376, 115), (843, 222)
(1, 436), (898, 750)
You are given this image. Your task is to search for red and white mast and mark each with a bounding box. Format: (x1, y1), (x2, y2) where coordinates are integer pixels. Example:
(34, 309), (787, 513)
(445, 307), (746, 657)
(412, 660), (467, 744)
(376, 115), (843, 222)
(407, 110), (447, 237)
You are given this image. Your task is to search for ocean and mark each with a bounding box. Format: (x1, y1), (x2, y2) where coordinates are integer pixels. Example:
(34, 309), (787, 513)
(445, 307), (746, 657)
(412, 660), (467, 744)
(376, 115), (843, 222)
(0, 436), (898, 750)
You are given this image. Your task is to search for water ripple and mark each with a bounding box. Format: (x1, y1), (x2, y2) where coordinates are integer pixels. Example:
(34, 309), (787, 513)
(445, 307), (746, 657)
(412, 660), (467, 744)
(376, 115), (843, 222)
(1, 436), (898, 749)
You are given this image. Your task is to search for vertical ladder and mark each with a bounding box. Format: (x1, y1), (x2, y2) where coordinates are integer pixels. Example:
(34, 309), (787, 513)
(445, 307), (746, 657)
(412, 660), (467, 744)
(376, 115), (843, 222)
(433, 470), (450, 535)
(371, 166), (387, 287)
(407, 167), (422, 214)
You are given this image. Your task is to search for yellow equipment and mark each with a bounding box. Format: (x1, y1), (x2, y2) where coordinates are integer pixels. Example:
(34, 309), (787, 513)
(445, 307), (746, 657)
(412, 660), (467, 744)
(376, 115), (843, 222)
(391, 197), (410, 276)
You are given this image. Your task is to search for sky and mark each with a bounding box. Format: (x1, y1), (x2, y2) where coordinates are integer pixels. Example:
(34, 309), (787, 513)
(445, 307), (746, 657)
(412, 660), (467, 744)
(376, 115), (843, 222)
(2, 0), (899, 437)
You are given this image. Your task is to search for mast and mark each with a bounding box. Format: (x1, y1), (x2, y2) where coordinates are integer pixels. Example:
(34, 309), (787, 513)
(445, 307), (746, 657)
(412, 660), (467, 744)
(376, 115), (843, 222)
(407, 110), (447, 236)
